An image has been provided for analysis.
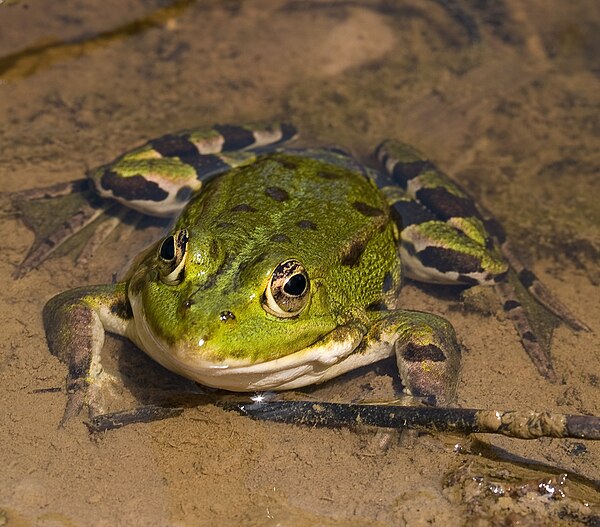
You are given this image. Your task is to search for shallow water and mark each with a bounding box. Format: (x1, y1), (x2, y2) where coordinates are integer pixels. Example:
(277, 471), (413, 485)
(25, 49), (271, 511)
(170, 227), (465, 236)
(1, 1), (599, 525)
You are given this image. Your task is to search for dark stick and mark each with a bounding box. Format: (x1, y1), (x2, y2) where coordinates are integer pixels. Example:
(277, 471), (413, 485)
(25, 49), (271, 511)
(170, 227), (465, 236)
(85, 398), (600, 439)
(224, 401), (600, 440)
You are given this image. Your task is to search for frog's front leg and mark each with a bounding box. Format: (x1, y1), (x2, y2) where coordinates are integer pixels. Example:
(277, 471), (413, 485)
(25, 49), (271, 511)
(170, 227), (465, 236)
(43, 283), (132, 425)
(370, 310), (461, 406)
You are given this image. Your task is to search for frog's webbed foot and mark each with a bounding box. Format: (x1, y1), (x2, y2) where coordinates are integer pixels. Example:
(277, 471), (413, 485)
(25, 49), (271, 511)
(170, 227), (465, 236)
(491, 241), (592, 382)
(494, 269), (559, 381)
(5, 179), (120, 278)
(43, 283), (131, 426)
(500, 240), (591, 333)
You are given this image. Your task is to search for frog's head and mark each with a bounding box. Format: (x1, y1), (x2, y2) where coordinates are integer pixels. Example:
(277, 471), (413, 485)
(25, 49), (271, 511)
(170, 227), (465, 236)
(126, 225), (361, 390)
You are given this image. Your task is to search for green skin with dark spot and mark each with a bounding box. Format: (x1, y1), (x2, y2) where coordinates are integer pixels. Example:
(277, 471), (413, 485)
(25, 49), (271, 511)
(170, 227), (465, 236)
(129, 154), (400, 363)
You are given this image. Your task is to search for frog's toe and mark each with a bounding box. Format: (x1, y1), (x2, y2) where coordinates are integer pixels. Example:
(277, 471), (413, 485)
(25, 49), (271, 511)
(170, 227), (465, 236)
(60, 385), (87, 427)
(59, 371), (122, 427)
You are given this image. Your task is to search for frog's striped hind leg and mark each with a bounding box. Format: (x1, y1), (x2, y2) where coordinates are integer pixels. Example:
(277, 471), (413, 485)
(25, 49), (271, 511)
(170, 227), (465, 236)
(375, 138), (591, 331)
(374, 141), (508, 286)
(10, 123), (297, 277)
(87, 122), (298, 217)
(374, 140), (586, 380)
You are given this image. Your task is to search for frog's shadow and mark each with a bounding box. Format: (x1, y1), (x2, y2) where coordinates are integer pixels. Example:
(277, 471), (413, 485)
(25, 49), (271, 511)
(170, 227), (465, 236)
(405, 279), (470, 303)
(107, 334), (202, 409)
(107, 333), (406, 412)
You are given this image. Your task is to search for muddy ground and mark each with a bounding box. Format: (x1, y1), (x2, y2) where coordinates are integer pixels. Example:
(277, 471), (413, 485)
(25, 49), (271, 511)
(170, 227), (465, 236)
(0, 1), (599, 525)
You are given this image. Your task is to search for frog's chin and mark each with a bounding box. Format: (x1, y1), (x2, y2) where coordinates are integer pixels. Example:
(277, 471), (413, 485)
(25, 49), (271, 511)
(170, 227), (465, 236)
(127, 296), (392, 392)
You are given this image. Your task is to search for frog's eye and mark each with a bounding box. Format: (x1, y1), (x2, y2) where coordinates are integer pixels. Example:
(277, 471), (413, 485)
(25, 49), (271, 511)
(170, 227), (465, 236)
(158, 229), (188, 285)
(263, 259), (310, 318)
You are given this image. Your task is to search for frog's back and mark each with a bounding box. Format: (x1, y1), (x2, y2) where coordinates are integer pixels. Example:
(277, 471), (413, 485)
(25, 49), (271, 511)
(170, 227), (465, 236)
(175, 153), (400, 311)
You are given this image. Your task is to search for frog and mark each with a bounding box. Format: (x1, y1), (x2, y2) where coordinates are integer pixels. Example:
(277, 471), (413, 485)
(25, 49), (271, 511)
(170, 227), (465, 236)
(10, 122), (589, 425)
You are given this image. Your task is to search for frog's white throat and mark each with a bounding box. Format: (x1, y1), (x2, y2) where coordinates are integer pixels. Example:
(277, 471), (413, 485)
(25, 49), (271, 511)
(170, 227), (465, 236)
(126, 294), (393, 392)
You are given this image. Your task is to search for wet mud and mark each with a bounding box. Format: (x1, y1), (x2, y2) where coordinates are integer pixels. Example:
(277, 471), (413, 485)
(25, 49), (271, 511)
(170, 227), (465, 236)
(1, 1), (599, 525)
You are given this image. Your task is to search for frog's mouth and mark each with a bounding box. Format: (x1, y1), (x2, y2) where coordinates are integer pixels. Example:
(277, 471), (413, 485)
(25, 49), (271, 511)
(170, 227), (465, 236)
(127, 296), (390, 391)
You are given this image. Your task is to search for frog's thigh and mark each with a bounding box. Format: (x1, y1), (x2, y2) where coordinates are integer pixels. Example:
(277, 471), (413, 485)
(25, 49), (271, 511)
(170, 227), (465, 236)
(88, 122), (297, 217)
(399, 220), (507, 286)
(380, 189), (507, 286)
(374, 140), (507, 286)
(43, 283), (131, 425)
(380, 310), (461, 405)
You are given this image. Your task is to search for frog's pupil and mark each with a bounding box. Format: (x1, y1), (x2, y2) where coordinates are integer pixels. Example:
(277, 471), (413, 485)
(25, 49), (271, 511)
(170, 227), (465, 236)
(160, 236), (175, 260)
(284, 274), (307, 296)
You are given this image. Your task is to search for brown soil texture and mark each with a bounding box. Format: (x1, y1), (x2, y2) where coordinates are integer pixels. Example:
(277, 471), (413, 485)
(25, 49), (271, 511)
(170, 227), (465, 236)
(1, 1), (599, 525)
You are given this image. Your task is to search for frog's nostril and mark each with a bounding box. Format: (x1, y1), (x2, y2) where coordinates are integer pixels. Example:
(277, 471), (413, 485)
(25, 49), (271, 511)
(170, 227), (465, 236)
(220, 311), (236, 322)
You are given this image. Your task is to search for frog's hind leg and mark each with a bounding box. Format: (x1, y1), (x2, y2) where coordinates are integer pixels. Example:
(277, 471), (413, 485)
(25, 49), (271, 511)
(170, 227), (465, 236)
(9, 123), (298, 277)
(87, 122), (298, 217)
(373, 140), (508, 287)
(374, 140), (587, 380)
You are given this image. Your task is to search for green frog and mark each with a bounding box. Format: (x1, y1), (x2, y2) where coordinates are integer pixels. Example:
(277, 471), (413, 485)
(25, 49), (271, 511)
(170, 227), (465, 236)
(14, 123), (588, 425)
